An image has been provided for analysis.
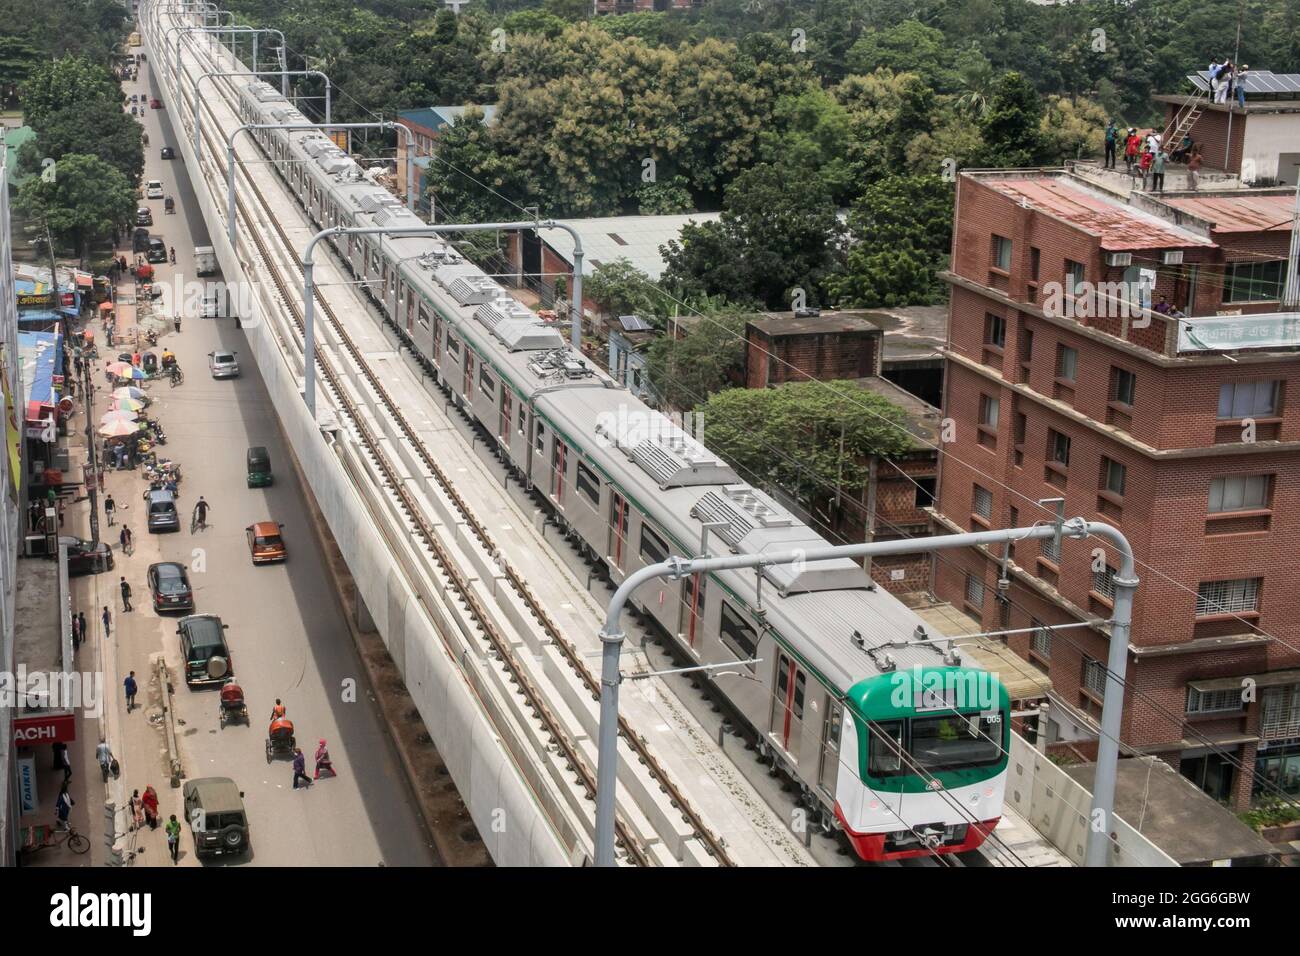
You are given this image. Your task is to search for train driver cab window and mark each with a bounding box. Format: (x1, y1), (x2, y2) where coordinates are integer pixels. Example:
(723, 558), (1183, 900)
(718, 602), (758, 669)
(868, 721), (904, 776)
(639, 524), (670, 565)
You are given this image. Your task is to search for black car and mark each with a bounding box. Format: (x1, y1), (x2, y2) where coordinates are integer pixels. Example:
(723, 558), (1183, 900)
(160, 146), (175, 160)
(148, 561), (193, 612)
(132, 228), (150, 254)
(146, 238), (167, 264)
(177, 615), (232, 687)
(62, 537), (114, 576)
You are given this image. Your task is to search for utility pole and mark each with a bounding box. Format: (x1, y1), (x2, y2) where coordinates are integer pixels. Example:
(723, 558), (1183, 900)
(1223, 0), (1244, 172)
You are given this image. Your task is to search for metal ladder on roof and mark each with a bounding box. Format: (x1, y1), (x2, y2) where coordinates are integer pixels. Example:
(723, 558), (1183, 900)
(1159, 81), (1213, 152)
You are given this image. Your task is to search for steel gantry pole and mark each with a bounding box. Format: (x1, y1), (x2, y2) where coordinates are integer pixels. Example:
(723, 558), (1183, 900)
(592, 517), (1137, 867)
(226, 122), (417, 249)
(176, 26), (285, 83)
(191, 70), (332, 158)
(299, 222), (587, 420)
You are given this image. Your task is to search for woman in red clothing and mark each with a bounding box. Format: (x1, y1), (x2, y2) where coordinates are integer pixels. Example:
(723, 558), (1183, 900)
(1124, 128), (1140, 174)
(141, 785), (160, 830)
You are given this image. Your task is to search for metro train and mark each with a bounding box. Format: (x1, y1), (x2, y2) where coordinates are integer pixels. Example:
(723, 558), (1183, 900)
(228, 76), (1010, 861)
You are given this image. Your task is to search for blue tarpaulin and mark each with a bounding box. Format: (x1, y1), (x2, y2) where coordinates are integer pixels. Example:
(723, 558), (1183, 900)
(17, 330), (63, 406)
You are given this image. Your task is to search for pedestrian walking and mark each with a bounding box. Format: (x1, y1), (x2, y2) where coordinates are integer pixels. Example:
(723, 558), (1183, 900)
(96, 739), (114, 781)
(1187, 149), (1202, 191)
(78, 611), (87, 646)
(1138, 147), (1153, 190)
(174, 314), (181, 334)
(129, 789), (144, 831)
(55, 783), (74, 831)
(53, 741), (72, 783)
(104, 493), (116, 527)
(124, 671), (138, 712)
(1104, 120), (1118, 169)
(1151, 149), (1167, 193)
(314, 739), (335, 779)
(71, 613), (81, 653)
(27, 499), (39, 532)
(120, 525), (133, 556)
(192, 496), (210, 532)
(1124, 128), (1139, 174)
(141, 785), (159, 829)
(166, 814), (181, 863)
(291, 747), (311, 789)
(102, 605), (112, 638)
(120, 576), (132, 612)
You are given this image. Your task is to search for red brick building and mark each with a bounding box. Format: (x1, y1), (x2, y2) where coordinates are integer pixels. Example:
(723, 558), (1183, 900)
(745, 313), (883, 388)
(933, 169), (1300, 809)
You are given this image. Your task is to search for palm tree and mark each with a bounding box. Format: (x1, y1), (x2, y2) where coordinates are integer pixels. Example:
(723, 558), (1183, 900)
(955, 59), (996, 118)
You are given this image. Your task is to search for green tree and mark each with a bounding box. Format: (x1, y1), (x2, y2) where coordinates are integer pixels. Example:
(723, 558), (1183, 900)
(697, 380), (914, 506)
(644, 313), (748, 411)
(662, 163), (843, 310)
(845, 21), (957, 91)
(17, 153), (136, 264)
(976, 70), (1052, 168)
(19, 56), (118, 130)
(19, 102), (144, 186)
(422, 109), (528, 224)
(585, 259), (670, 322)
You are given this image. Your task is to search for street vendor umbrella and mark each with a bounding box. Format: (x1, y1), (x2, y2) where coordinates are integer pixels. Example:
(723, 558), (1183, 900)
(107, 362), (146, 379)
(112, 386), (147, 401)
(98, 419), (140, 437)
(112, 397), (146, 412)
(100, 410), (138, 425)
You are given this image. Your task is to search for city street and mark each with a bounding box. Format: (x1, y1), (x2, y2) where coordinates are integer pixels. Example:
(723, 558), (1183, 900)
(61, 62), (437, 867)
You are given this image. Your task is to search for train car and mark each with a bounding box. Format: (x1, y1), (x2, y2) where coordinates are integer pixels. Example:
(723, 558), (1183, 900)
(224, 70), (1010, 861)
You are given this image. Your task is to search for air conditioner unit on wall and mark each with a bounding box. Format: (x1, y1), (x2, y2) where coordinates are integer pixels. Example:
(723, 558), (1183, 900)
(1106, 252), (1132, 267)
(1163, 250), (1184, 265)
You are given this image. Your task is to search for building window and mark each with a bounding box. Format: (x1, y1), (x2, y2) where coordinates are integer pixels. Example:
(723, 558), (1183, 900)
(979, 394), (1000, 430)
(1064, 259), (1086, 296)
(639, 523), (670, 565)
(1056, 345), (1078, 382)
(965, 572), (985, 607)
(1196, 578), (1261, 616)
(972, 484), (993, 520)
(1041, 530), (1061, 564)
(575, 461), (601, 506)
(1112, 368), (1136, 406)
(1224, 260), (1287, 303)
(914, 476), (936, 508)
(1047, 429), (1071, 467)
(1093, 564), (1118, 600)
(1030, 620), (1051, 660)
(1218, 380), (1280, 419)
(1101, 458), (1127, 496)
(991, 235), (1012, 272)
(1209, 474), (1270, 513)
(1030, 247), (1041, 281)
(1082, 657), (1107, 697)
(1186, 687), (1245, 715)
(718, 601), (759, 665)
(1260, 685), (1300, 740)
(984, 313), (1006, 348)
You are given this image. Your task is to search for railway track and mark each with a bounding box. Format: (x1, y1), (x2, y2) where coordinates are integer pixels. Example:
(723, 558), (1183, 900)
(164, 26), (734, 866)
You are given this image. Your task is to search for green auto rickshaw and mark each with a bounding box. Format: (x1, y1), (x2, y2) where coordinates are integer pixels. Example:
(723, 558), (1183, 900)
(247, 446), (272, 487)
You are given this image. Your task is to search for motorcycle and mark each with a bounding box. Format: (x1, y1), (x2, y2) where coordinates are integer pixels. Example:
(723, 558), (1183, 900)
(145, 419), (167, 445)
(144, 329), (158, 347)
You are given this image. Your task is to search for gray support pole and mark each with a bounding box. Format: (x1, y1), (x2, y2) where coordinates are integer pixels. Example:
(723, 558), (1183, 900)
(326, 80), (331, 124)
(252, 32), (257, 74)
(593, 517), (1135, 867)
(303, 253), (319, 420)
(571, 247), (583, 350)
(1082, 521), (1139, 868)
(226, 141), (236, 247)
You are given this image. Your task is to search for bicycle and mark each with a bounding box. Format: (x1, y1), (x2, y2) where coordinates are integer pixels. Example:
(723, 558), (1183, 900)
(22, 823), (90, 856)
(169, 367), (184, 388)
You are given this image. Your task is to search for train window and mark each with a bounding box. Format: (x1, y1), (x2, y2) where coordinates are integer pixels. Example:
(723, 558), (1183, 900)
(446, 334), (460, 359)
(718, 602), (758, 667)
(639, 524), (670, 565)
(576, 461), (600, 506)
(371, 251), (381, 274)
(433, 315), (442, 348)
(793, 671), (806, 720)
(517, 402), (527, 435)
(418, 304), (430, 330)
(534, 420), (545, 455)
(868, 721), (904, 776)
(388, 271), (396, 297)
(479, 368), (495, 396)
(818, 701), (842, 794)
(910, 714), (1002, 773)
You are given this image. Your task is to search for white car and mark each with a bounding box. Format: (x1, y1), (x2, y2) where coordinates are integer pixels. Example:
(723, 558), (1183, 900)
(145, 180), (164, 199)
(208, 350), (239, 379)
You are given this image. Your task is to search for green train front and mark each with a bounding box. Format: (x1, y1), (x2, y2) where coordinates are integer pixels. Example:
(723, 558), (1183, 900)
(833, 665), (1009, 861)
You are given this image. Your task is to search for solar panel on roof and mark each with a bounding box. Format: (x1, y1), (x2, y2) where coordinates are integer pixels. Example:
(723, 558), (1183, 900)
(618, 314), (653, 332)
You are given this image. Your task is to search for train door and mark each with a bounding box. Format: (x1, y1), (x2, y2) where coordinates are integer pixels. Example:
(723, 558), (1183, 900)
(463, 352), (475, 401)
(608, 492), (629, 572)
(499, 391), (512, 445)
(818, 698), (843, 796)
(552, 439), (567, 505)
(770, 654), (806, 764)
(680, 571), (705, 648)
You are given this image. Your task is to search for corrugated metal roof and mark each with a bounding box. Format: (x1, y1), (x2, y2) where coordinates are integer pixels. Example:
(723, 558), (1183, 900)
(981, 176), (1213, 250)
(1161, 193), (1296, 233)
(542, 213), (723, 279)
